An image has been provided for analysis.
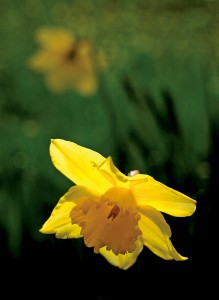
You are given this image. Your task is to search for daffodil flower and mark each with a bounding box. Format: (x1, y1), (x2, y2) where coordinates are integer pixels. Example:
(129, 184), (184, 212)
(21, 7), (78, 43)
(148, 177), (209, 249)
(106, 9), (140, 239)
(27, 27), (106, 95)
(40, 139), (196, 270)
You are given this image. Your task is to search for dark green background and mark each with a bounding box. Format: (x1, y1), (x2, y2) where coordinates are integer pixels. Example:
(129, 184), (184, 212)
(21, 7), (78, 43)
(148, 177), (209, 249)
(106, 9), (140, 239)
(0, 0), (216, 298)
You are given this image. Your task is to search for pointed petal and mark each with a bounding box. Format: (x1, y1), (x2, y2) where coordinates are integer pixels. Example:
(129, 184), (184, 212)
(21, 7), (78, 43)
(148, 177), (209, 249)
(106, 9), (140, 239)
(50, 139), (113, 193)
(27, 50), (61, 72)
(40, 185), (100, 239)
(98, 156), (129, 187)
(139, 206), (187, 261)
(35, 27), (74, 52)
(73, 74), (98, 96)
(131, 177), (196, 217)
(46, 71), (70, 93)
(99, 239), (143, 270)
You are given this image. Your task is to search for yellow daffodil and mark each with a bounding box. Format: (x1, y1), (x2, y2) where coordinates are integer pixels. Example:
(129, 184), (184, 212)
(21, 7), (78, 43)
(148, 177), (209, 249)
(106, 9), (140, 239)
(27, 27), (106, 95)
(40, 139), (197, 270)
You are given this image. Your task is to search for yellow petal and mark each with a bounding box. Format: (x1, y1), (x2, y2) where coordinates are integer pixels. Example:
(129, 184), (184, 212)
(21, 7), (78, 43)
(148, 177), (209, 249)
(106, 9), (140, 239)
(98, 156), (129, 187)
(99, 239), (144, 270)
(131, 177), (196, 217)
(67, 44), (98, 95)
(45, 65), (96, 94)
(35, 27), (74, 53)
(139, 206), (187, 261)
(27, 50), (62, 72)
(73, 74), (98, 96)
(40, 185), (100, 239)
(50, 139), (113, 193)
(45, 71), (70, 93)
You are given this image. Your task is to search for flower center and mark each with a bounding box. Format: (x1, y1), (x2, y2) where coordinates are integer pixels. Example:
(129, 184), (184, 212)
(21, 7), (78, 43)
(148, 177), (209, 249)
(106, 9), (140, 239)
(70, 187), (141, 255)
(65, 45), (77, 61)
(107, 205), (120, 220)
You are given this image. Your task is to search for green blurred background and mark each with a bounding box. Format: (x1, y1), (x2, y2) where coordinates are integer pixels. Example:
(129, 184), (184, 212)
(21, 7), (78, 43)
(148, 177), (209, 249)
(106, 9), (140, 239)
(0, 0), (216, 298)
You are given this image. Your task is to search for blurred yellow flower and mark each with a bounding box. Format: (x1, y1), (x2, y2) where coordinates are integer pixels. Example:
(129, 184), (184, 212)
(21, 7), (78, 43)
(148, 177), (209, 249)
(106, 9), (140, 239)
(40, 139), (196, 270)
(27, 27), (106, 95)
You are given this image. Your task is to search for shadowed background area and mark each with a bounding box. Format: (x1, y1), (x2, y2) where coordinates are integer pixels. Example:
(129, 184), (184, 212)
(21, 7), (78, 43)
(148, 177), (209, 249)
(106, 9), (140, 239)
(0, 0), (216, 298)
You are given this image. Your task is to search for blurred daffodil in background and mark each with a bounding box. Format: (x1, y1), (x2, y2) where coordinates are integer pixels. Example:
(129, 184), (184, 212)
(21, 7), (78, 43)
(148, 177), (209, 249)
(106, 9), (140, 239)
(27, 27), (106, 95)
(40, 139), (196, 270)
